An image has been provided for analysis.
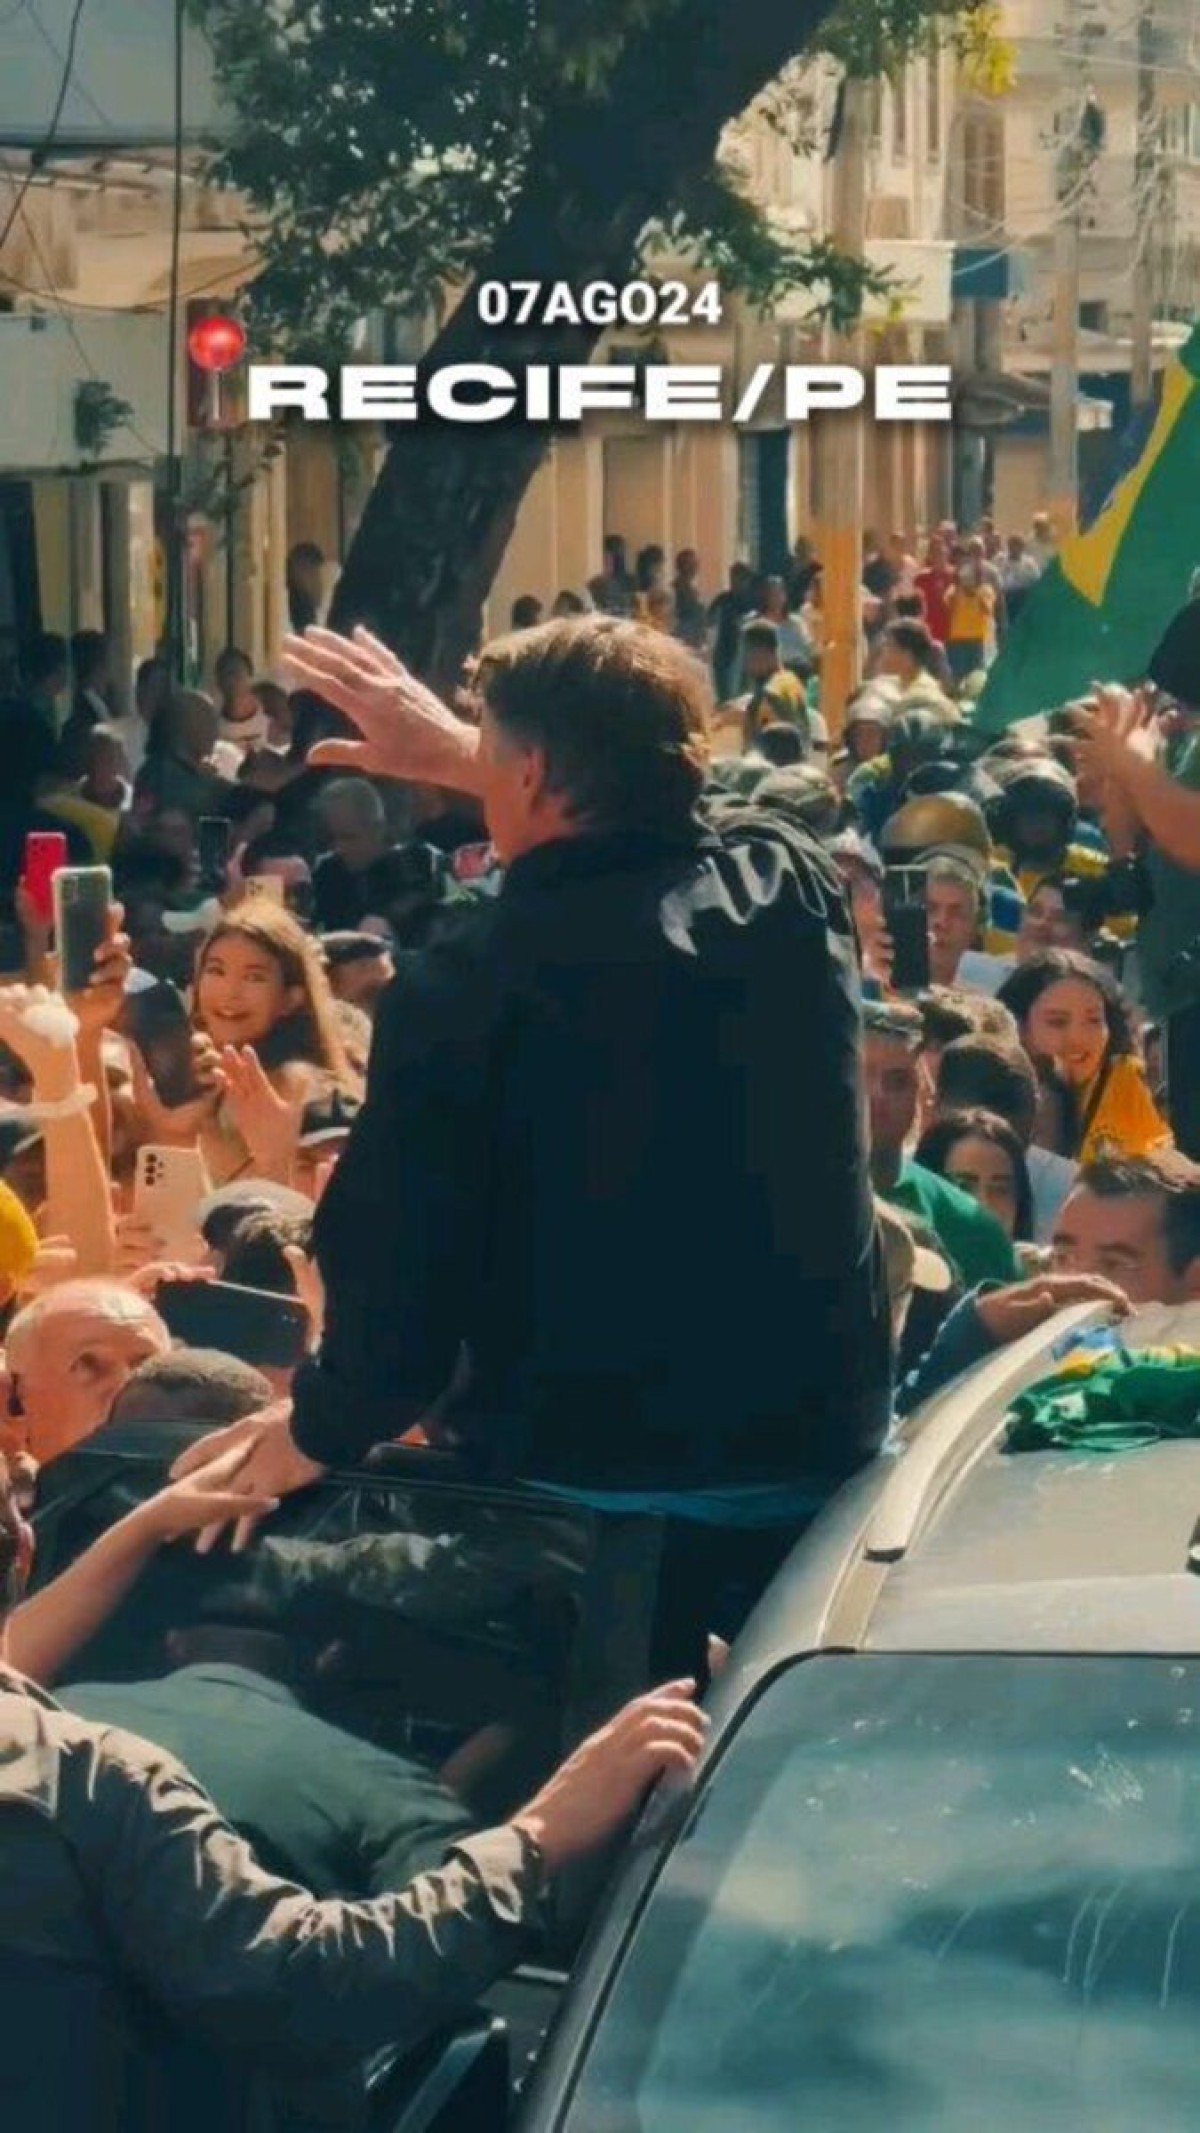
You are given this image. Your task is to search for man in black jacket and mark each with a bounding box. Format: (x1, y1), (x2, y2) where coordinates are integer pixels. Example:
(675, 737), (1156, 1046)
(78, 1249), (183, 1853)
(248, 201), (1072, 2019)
(176, 619), (890, 1636)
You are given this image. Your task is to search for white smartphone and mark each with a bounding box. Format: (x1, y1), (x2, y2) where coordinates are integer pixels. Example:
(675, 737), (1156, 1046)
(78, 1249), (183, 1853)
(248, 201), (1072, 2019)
(245, 875), (286, 905)
(134, 1145), (211, 1260)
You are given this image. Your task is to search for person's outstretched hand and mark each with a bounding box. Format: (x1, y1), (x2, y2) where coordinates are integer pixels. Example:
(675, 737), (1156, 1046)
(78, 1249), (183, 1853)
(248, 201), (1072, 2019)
(220, 1045), (302, 1181)
(134, 1439), (285, 1543)
(129, 1033), (225, 1147)
(169, 1401), (326, 1552)
(976, 1272), (1129, 1348)
(282, 626), (482, 790)
(512, 1681), (710, 1870)
(1075, 684), (1158, 787)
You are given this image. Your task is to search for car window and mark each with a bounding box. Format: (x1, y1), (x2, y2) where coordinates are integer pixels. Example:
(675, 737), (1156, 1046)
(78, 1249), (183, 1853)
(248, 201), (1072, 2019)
(562, 1653), (1200, 2133)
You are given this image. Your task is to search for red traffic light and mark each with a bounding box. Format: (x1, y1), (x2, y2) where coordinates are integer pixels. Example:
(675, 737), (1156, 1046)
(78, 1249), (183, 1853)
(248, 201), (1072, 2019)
(187, 313), (247, 375)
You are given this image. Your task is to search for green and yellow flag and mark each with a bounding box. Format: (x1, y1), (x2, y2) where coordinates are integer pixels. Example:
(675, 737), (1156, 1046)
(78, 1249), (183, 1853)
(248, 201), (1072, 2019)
(975, 323), (1200, 733)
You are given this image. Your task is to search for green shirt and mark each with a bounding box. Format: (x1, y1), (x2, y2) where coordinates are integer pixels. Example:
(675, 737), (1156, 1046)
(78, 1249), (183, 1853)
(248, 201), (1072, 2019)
(64, 1662), (474, 1899)
(1139, 728), (1200, 1017)
(886, 1159), (1022, 1288)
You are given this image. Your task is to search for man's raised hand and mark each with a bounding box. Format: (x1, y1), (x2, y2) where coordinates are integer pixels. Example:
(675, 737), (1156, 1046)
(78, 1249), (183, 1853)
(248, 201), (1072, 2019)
(283, 625), (482, 791)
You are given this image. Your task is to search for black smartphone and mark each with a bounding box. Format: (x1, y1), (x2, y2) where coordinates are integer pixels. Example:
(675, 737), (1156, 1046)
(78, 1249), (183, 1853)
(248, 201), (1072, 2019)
(198, 817), (231, 895)
(53, 865), (112, 995)
(122, 981), (197, 1108)
(156, 1279), (310, 1371)
(882, 867), (930, 993)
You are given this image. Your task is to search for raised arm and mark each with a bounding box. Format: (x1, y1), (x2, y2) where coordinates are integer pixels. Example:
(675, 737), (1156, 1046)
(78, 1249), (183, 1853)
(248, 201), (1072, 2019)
(1078, 687), (1200, 869)
(283, 627), (483, 792)
(8, 1444), (281, 1682)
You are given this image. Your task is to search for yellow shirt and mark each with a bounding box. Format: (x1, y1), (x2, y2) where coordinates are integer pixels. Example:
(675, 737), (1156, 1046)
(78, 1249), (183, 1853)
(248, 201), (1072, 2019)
(1078, 1054), (1173, 1165)
(946, 585), (995, 642)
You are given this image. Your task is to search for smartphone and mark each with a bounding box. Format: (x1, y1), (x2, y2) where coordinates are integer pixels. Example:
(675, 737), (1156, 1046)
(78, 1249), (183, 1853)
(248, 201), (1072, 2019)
(198, 817), (231, 895)
(245, 875), (286, 905)
(53, 865), (112, 995)
(122, 982), (197, 1108)
(134, 1145), (210, 1260)
(156, 1278), (309, 1371)
(23, 832), (69, 926)
(882, 867), (930, 993)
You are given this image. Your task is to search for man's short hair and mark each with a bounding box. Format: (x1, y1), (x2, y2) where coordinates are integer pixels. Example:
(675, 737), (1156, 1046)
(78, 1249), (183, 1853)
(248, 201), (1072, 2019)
(863, 999), (924, 1047)
(1075, 1154), (1200, 1275)
(198, 1180), (314, 1259)
(925, 856), (987, 909)
(320, 777), (385, 830)
(6, 1280), (168, 1376)
(918, 985), (1019, 1052)
(753, 721), (806, 768)
(741, 619), (781, 657)
(476, 616), (710, 835)
(885, 619), (938, 668)
(936, 1035), (1039, 1141)
(222, 1212), (313, 1298)
(110, 1348), (273, 1430)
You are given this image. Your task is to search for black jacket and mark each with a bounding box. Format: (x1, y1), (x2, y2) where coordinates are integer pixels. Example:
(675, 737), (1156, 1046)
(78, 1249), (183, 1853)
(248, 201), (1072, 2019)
(294, 802), (890, 1494)
(0, 1666), (543, 2132)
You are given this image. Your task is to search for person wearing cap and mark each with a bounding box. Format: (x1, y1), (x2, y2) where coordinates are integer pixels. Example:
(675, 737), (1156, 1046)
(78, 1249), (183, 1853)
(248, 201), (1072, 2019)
(834, 687), (896, 796)
(863, 999), (1021, 1286)
(845, 705), (953, 844)
(879, 790), (1026, 956)
(989, 754), (1112, 903)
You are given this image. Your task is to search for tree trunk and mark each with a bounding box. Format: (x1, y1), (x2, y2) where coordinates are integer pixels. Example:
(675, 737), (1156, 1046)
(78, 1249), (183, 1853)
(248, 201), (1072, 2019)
(328, 0), (837, 688)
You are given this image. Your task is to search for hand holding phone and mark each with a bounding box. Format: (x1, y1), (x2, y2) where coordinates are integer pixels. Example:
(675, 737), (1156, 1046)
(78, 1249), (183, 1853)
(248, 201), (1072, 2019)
(881, 867), (930, 993)
(53, 866), (113, 997)
(134, 1145), (210, 1261)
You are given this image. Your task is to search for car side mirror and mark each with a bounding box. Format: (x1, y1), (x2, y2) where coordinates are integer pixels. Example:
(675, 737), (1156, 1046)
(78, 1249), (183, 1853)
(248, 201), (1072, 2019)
(367, 2014), (509, 2133)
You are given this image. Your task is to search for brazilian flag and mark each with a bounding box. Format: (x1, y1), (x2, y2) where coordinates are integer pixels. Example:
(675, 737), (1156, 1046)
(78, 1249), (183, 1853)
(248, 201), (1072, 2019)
(975, 323), (1200, 734)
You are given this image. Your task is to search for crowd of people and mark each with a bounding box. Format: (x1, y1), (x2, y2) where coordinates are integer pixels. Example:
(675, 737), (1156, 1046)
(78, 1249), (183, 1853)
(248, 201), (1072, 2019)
(2, 505), (1200, 2122)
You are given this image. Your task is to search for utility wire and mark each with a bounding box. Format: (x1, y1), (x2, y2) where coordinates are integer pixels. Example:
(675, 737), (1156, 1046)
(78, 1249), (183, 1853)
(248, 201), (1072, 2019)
(0, 0), (87, 254)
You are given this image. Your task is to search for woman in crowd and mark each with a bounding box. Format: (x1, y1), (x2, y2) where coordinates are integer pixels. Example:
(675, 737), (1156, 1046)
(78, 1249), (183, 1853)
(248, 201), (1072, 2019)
(915, 1107), (1035, 1246)
(998, 949), (1172, 1163)
(137, 901), (362, 1184)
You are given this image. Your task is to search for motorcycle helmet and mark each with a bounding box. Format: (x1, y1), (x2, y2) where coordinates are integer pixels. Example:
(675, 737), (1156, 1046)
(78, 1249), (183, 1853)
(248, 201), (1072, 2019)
(879, 790), (993, 873)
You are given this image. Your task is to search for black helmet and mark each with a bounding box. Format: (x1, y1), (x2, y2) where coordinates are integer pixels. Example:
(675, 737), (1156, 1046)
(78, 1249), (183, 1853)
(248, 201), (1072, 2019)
(988, 754), (1078, 843)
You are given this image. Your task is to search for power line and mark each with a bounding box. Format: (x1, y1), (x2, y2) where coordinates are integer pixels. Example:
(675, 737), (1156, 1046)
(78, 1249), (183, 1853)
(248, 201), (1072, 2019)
(7, 184), (163, 460)
(26, 0), (113, 133)
(0, 0), (87, 254)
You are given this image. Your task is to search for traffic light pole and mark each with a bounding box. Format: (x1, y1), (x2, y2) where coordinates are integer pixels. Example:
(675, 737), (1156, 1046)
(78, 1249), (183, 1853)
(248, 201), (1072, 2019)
(164, 0), (186, 681)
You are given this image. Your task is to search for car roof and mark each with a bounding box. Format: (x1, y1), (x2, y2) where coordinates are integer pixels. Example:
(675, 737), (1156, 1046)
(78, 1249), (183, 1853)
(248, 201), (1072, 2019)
(719, 1300), (1200, 1698)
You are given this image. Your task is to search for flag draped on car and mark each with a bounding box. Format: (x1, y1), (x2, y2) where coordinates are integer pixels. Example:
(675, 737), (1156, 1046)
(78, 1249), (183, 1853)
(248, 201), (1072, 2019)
(975, 322), (1200, 734)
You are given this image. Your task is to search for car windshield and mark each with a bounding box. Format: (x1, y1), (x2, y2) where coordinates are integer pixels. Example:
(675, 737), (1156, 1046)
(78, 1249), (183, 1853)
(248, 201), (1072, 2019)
(563, 1653), (1200, 2133)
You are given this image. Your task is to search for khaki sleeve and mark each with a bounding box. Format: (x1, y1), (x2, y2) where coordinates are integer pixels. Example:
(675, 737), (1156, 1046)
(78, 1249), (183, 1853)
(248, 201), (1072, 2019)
(64, 1724), (542, 2072)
